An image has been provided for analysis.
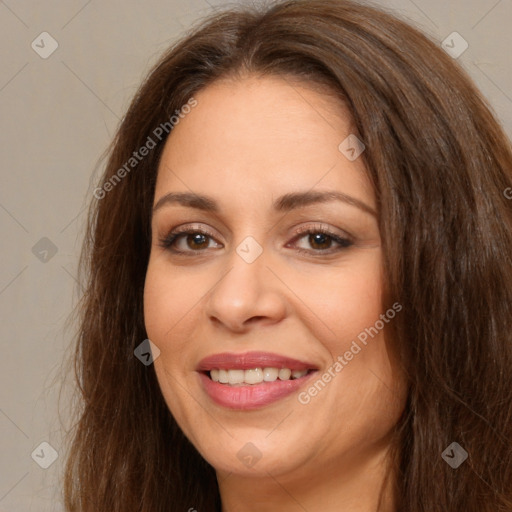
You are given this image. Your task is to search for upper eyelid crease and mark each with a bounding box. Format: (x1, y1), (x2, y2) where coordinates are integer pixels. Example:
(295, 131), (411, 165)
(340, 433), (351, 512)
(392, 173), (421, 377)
(158, 225), (352, 255)
(151, 190), (377, 218)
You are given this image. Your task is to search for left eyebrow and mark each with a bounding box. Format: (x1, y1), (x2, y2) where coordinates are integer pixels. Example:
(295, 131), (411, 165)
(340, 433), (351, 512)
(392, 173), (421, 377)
(273, 190), (377, 217)
(152, 190), (377, 217)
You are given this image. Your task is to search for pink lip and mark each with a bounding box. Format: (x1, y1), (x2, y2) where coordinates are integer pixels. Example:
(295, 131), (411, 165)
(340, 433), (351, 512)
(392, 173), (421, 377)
(198, 373), (316, 410)
(196, 351), (316, 371)
(196, 351), (318, 410)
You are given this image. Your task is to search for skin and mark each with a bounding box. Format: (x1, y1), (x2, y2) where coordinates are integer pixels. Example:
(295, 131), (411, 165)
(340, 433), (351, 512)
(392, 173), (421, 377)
(143, 74), (408, 511)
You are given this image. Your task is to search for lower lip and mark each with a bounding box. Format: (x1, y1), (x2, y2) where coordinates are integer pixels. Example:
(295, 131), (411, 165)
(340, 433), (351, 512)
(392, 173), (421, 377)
(198, 372), (316, 410)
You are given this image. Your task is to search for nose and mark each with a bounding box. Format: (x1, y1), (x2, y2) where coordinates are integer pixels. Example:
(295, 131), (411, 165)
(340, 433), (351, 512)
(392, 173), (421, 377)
(204, 244), (287, 333)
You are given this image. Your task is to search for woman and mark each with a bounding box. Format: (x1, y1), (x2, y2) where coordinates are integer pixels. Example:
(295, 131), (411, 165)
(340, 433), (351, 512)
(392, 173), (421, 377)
(63, 0), (512, 510)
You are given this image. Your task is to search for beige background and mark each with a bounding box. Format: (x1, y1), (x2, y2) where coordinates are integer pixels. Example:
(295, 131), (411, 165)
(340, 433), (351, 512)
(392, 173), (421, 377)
(0, 0), (511, 510)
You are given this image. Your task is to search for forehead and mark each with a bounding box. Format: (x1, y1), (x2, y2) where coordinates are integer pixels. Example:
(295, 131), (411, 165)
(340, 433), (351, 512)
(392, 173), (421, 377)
(154, 75), (374, 211)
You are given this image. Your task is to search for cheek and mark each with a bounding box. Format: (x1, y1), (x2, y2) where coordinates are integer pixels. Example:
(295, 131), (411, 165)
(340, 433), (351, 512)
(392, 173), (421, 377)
(143, 249), (384, 359)
(290, 254), (402, 420)
(143, 261), (198, 349)
(289, 251), (384, 352)
(143, 262), (199, 418)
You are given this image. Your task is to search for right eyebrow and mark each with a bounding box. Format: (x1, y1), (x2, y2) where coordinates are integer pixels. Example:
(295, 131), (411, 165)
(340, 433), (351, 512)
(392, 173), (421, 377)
(152, 192), (218, 214)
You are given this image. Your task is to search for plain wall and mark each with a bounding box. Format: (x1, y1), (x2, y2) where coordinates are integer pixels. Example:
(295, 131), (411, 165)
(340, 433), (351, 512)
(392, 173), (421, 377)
(1, 0), (511, 510)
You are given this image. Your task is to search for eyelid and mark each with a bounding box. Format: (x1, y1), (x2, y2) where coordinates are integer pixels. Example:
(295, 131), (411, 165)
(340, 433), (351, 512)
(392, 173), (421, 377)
(157, 223), (222, 251)
(285, 223), (354, 255)
(290, 222), (353, 242)
(161, 223), (221, 241)
(157, 222), (354, 255)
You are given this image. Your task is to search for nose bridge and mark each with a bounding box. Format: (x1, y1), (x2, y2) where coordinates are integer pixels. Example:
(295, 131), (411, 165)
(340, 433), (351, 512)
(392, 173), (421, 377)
(204, 235), (286, 330)
(214, 235), (267, 307)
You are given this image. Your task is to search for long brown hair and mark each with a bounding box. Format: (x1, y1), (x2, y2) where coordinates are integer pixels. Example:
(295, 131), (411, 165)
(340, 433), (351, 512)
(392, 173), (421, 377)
(62, 1), (512, 510)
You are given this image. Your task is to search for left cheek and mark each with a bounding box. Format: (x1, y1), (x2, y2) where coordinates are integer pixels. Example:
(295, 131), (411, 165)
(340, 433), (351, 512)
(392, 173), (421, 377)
(304, 268), (382, 339)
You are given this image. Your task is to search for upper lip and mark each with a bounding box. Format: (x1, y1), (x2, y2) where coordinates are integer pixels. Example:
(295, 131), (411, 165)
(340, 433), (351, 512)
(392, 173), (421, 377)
(196, 351), (318, 371)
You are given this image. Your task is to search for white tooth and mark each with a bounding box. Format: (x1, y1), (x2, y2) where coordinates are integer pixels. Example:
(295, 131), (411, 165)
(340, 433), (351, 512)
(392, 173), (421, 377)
(244, 368), (264, 384)
(215, 367), (301, 384)
(278, 368), (292, 380)
(227, 369), (245, 385)
(263, 367), (279, 382)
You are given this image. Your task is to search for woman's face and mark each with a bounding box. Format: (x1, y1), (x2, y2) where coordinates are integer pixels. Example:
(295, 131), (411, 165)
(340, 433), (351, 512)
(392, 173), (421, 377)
(144, 75), (407, 483)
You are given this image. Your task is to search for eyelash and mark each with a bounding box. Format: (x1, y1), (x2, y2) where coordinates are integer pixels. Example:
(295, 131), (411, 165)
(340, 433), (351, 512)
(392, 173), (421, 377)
(157, 224), (353, 256)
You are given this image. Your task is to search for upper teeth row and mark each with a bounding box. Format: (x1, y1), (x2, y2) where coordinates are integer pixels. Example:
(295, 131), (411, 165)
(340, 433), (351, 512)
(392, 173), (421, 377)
(210, 368), (308, 385)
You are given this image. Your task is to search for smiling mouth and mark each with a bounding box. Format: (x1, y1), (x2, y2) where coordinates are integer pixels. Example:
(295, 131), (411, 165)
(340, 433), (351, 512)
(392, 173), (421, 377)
(197, 352), (319, 409)
(206, 367), (316, 386)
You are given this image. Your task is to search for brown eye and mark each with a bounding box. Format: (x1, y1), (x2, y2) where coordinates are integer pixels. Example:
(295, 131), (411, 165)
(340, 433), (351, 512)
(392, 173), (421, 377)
(185, 233), (210, 250)
(307, 232), (333, 250)
(158, 228), (221, 253)
(290, 226), (353, 255)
